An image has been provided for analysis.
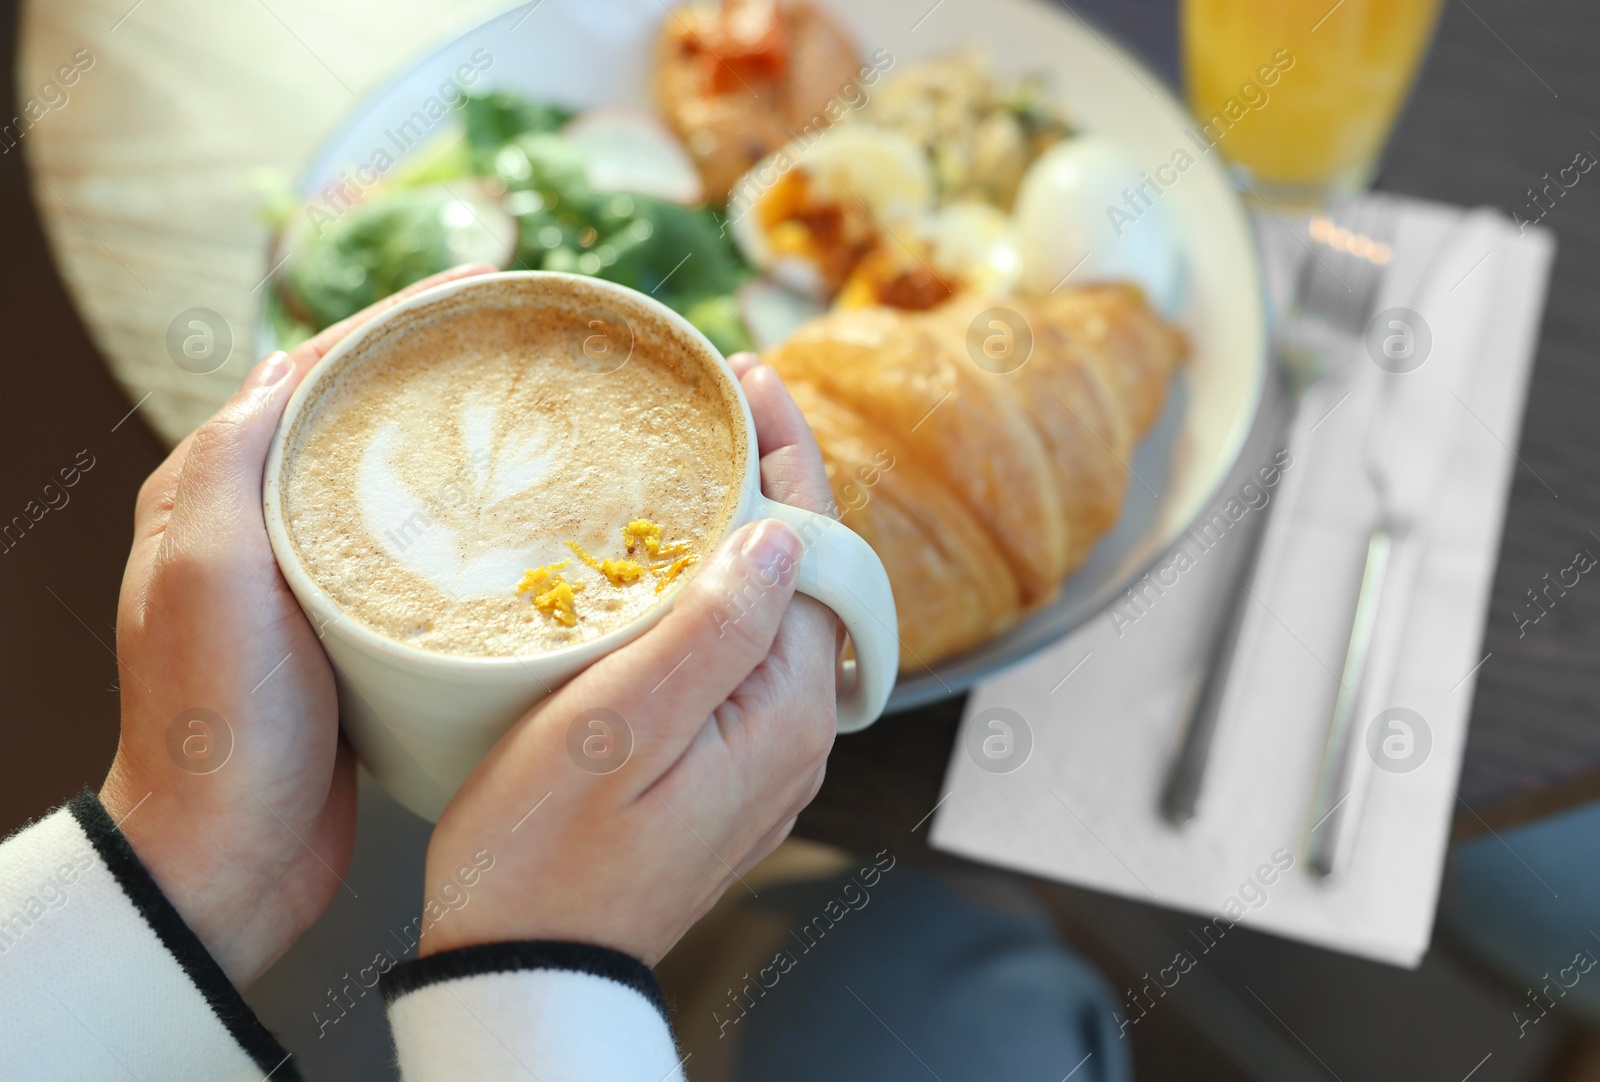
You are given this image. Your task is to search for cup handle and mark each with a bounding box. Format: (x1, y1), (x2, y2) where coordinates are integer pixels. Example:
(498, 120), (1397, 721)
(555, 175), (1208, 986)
(748, 494), (899, 732)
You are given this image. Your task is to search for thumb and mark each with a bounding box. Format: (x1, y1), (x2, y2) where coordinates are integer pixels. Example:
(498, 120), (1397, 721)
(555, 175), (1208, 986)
(557, 519), (803, 771)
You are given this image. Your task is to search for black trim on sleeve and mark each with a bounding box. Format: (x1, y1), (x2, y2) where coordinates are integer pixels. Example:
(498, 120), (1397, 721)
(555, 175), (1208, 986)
(382, 940), (668, 1021)
(67, 791), (301, 1081)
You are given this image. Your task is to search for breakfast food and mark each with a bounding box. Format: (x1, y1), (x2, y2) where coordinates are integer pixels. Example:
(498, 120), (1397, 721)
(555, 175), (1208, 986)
(270, 93), (756, 358)
(852, 50), (1073, 210)
(724, 51), (1073, 310)
(652, 0), (866, 198)
(266, 2), (1193, 672)
(277, 280), (745, 656)
(767, 285), (1186, 666)
(729, 123), (937, 301)
(1011, 135), (1186, 314)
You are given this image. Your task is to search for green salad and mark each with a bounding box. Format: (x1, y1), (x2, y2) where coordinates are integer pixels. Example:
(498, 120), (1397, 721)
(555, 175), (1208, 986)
(270, 92), (754, 355)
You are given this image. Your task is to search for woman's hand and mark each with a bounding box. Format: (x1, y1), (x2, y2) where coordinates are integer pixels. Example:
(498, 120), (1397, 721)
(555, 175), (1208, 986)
(100, 264), (498, 988)
(420, 353), (841, 965)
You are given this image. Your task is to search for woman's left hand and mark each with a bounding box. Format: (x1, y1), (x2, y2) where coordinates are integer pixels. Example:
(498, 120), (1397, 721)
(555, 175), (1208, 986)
(101, 263), (497, 987)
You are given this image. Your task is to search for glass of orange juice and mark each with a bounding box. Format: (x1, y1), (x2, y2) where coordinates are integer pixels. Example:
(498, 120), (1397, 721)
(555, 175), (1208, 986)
(1181, 0), (1443, 210)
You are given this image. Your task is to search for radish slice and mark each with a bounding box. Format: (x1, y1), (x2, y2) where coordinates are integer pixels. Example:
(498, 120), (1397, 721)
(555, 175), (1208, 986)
(563, 107), (704, 205)
(738, 278), (826, 349)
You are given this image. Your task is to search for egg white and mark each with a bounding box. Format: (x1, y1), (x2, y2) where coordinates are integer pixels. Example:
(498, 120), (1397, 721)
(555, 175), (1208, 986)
(1014, 135), (1185, 314)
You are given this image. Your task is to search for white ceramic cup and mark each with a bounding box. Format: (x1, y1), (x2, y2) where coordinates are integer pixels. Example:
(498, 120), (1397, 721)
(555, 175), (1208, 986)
(263, 271), (899, 822)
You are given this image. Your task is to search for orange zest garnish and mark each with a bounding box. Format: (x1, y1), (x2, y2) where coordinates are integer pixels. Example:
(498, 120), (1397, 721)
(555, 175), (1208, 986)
(627, 518), (698, 591)
(516, 561), (585, 627)
(519, 521), (700, 609)
(623, 519), (664, 558)
(565, 540), (646, 587)
(624, 518), (690, 560)
(651, 554), (699, 594)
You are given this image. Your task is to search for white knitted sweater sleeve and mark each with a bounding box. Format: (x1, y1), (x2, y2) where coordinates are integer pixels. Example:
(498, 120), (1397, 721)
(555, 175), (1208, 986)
(0, 796), (685, 1082)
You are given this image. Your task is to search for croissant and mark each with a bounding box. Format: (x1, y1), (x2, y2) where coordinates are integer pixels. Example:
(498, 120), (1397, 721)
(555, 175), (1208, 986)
(766, 284), (1187, 668)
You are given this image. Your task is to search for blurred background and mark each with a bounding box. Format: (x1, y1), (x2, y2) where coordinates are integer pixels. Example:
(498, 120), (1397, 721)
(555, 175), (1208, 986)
(5, 0), (1600, 1079)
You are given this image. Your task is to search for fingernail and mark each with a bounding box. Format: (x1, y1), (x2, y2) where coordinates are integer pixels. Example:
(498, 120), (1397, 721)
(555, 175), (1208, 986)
(740, 519), (801, 588)
(243, 351), (291, 393)
(726, 353), (762, 379)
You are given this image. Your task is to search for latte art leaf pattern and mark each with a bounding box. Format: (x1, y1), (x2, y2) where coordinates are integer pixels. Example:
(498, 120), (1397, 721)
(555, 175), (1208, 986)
(462, 401), (565, 508)
(356, 396), (606, 602)
(280, 288), (743, 656)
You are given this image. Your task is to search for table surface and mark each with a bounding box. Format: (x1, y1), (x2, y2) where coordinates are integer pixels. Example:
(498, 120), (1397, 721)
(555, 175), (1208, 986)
(4, 0), (1598, 846)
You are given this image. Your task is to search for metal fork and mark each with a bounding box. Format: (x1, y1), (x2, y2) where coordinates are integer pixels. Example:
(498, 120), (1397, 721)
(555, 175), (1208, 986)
(1303, 208), (1503, 877)
(1162, 198), (1398, 826)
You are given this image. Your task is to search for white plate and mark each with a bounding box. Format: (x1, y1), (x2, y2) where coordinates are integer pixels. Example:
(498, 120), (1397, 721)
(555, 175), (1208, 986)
(264, 0), (1267, 713)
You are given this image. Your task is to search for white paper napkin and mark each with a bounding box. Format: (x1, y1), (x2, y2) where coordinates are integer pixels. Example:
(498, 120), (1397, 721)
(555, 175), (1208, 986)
(929, 196), (1556, 967)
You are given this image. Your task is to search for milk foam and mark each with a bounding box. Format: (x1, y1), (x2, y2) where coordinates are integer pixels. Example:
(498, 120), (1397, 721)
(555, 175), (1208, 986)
(280, 286), (744, 657)
(353, 397), (646, 600)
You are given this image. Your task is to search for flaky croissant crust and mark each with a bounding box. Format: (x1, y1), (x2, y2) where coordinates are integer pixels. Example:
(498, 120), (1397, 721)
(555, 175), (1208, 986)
(766, 284), (1187, 670)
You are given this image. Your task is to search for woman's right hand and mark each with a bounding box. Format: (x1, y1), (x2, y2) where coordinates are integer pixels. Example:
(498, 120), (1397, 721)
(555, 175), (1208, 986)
(419, 355), (841, 965)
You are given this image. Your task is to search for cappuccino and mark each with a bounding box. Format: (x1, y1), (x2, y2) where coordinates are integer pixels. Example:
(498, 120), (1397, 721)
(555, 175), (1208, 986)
(278, 280), (746, 656)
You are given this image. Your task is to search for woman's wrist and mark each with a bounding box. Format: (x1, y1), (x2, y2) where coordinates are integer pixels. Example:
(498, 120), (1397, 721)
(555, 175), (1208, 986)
(99, 768), (294, 988)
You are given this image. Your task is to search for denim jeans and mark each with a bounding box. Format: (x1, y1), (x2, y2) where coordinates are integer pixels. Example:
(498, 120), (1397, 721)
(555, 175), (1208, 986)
(723, 866), (1130, 1082)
